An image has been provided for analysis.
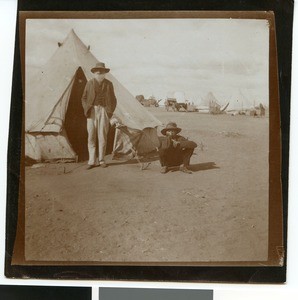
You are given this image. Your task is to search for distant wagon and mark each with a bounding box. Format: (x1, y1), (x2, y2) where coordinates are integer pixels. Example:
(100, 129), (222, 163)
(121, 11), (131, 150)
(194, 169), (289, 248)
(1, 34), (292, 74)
(165, 98), (191, 112)
(136, 95), (161, 107)
(164, 98), (177, 111)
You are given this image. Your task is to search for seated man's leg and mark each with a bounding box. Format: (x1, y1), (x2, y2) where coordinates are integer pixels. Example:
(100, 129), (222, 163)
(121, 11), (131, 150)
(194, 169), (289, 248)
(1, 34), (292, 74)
(159, 146), (194, 173)
(158, 148), (169, 173)
(182, 148), (194, 167)
(178, 148), (194, 173)
(158, 148), (167, 167)
(159, 147), (182, 173)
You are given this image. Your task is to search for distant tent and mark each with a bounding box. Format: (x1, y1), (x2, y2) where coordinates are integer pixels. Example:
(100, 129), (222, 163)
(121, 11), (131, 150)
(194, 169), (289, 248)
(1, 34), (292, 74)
(25, 29), (162, 162)
(200, 92), (217, 106)
(200, 92), (223, 114)
(227, 89), (254, 111)
(173, 91), (186, 103)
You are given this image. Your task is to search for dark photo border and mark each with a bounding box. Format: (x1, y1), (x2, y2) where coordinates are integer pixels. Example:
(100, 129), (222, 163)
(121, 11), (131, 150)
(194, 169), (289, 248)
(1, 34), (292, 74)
(5, 0), (293, 282)
(0, 285), (91, 300)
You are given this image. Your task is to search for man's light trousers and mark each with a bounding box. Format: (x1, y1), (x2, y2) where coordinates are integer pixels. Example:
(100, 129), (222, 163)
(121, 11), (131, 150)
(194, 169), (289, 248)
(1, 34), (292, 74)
(87, 105), (110, 165)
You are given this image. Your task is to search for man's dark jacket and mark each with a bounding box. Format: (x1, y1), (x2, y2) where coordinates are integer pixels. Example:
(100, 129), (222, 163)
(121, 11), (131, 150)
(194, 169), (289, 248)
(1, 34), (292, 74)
(81, 78), (117, 118)
(159, 135), (197, 150)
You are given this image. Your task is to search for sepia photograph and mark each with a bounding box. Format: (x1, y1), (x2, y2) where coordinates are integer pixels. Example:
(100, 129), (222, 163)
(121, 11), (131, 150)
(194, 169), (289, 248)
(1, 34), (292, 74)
(8, 11), (283, 274)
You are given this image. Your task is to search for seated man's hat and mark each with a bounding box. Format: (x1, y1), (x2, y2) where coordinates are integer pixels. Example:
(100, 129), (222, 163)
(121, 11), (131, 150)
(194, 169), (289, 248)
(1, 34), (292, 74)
(161, 122), (182, 135)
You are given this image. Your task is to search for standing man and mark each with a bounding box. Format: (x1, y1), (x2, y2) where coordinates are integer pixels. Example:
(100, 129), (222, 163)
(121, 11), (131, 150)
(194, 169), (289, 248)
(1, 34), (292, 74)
(159, 122), (197, 174)
(81, 62), (117, 169)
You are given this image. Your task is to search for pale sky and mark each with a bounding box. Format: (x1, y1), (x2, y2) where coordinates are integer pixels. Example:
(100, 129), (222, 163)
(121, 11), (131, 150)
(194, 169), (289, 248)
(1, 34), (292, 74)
(26, 18), (269, 105)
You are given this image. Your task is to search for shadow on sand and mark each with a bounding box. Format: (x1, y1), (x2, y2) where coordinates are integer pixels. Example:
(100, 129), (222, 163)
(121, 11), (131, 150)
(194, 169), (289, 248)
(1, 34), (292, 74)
(109, 157), (219, 173)
(189, 162), (219, 172)
(163, 162), (219, 173)
(108, 154), (160, 167)
(169, 162), (219, 172)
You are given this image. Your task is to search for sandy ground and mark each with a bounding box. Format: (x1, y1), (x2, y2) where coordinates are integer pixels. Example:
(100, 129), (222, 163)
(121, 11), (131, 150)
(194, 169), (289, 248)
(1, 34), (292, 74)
(25, 108), (269, 263)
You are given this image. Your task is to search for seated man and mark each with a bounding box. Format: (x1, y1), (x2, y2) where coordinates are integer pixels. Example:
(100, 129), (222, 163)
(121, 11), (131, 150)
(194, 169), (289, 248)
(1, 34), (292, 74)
(159, 122), (197, 174)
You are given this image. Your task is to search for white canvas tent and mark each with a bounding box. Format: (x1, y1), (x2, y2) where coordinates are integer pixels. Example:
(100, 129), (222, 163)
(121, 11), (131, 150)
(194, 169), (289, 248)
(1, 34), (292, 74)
(25, 29), (162, 162)
(173, 91), (186, 103)
(199, 92), (224, 114)
(226, 89), (254, 111)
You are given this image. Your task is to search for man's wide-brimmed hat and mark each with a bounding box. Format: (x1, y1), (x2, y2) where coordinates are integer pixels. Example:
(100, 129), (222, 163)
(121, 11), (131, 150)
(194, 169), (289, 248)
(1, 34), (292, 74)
(91, 62), (110, 74)
(161, 122), (182, 135)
